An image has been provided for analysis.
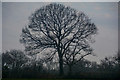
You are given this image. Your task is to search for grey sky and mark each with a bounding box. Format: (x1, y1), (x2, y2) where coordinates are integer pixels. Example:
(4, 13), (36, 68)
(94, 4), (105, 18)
(0, 2), (2, 79)
(2, 2), (118, 62)
(1, 0), (120, 2)
(0, 2), (2, 53)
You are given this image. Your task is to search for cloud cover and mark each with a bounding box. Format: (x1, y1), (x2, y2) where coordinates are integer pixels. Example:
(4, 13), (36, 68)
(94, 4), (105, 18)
(2, 2), (118, 62)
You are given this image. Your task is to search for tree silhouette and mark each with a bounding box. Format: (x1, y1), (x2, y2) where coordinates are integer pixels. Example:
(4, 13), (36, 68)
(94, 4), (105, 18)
(2, 50), (28, 69)
(100, 57), (116, 71)
(2, 50), (29, 78)
(63, 43), (93, 75)
(20, 3), (97, 75)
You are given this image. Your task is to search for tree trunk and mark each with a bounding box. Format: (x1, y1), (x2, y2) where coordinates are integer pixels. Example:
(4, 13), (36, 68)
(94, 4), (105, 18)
(68, 65), (72, 75)
(59, 55), (64, 76)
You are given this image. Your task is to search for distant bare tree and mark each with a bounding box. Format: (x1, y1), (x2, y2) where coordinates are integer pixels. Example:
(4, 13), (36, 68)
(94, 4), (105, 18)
(20, 3), (97, 75)
(117, 51), (120, 66)
(2, 50), (28, 69)
(63, 42), (94, 75)
(114, 51), (120, 73)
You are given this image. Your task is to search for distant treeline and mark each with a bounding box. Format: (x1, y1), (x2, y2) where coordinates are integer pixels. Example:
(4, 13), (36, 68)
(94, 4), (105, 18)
(2, 49), (120, 79)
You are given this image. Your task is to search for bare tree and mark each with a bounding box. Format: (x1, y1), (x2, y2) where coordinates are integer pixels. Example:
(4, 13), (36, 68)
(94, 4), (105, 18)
(2, 50), (28, 69)
(117, 51), (120, 66)
(20, 3), (97, 75)
(63, 42), (94, 75)
(114, 51), (120, 73)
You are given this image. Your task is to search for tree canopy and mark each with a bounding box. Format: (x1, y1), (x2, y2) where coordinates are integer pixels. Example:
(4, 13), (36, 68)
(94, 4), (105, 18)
(20, 3), (97, 75)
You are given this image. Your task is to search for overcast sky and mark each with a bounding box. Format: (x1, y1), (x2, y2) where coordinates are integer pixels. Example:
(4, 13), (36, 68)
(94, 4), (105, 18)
(0, 2), (1, 53)
(1, 0), (120, 2)
(2, 2), (118, 62)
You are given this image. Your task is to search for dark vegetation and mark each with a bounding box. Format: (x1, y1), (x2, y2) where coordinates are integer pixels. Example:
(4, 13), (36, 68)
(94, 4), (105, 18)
(2, 49), (120, 79)
(2, 3), (120, 79)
